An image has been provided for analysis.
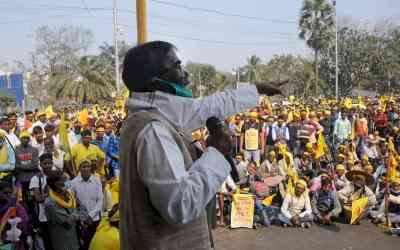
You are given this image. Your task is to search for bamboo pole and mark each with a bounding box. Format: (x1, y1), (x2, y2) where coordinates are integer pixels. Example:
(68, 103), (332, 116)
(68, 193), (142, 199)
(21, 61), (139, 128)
(136, 0), (148, 44)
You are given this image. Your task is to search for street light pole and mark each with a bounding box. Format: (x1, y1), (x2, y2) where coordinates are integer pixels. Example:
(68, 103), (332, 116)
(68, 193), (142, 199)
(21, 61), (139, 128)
(112, 0), (120, 93)
(136, 0), (148, 44)
(334, 0), (339, 100)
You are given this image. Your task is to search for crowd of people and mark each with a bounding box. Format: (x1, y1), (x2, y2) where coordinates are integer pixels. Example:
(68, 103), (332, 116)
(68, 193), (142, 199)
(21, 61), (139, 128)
(0, 106), (123, 250)
(197, 95), (400, 232)
(0, 94), (400, 249)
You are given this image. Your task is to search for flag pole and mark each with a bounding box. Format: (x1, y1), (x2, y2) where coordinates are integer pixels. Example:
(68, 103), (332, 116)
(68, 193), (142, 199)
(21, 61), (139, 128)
(136, 0), (148, 44)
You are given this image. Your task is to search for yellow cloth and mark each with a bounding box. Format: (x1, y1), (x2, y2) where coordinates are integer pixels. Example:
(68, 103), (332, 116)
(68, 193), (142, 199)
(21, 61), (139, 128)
(109, 179), (120, 204)
(0, 143), (8, 165)
(78, 108), (89, 126)
(89, 219), (120, 250)
(71, 144), (105, 176)
(244, 128), (259, 151)
(49, 189), (77, 209)
(315, 133), (326, 159)
(350, 197), (368, 225)
(262, 194), (276, 206)
(59, 113), (71, 154)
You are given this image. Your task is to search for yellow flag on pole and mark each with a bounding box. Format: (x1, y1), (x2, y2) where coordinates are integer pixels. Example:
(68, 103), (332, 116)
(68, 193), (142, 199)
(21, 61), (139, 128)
(315, 133), (326, 159)
(59, 113), (71, 154)
(350, 197), (368, 224)
(45, 105), (55, 119)
(78, 108), (89, 126)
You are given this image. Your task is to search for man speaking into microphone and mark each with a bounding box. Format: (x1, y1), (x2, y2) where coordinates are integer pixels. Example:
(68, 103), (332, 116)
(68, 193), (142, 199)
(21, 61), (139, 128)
(119, 41), (282, 250)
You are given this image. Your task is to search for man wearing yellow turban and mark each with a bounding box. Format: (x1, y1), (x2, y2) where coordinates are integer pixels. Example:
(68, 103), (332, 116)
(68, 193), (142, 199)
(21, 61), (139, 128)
(279, 179), (313, 228)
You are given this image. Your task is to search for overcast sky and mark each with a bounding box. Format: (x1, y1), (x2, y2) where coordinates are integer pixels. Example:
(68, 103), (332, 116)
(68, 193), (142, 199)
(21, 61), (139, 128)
(1, 0), (399, 71)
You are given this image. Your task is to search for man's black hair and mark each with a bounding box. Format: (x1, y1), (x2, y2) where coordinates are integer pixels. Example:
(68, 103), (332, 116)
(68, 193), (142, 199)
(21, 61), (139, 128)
(32, 126), (43, 135)
(46, 170), (64, 191)
(122, 41), (176, 92)
(81, 130), (92, 137)
(40, 152), (53, 162)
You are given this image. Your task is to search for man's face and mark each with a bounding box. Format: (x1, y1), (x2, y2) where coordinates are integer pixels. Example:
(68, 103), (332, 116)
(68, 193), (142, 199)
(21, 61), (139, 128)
(40, 159), (53, 174)
(82, 135), (92, 146)
(81, 165), (92, 180)
(34, 131), (44, 143)
(96, 131), (105, 139)
(44, 138), (54, 151)
(105, 125), (113, 135)
(74, 125), (82, 134)
(353, 176), (366, 188)
(0, 120), (10, 132)
(161, 49), (190, 86)
(21, 137), (30, 146)
(295, 185), (305, 197)
(39, 115), (47, 123)
(9, 116), (17, 127)
(392, 183), (400, 192)
(0, 187), (12, 203)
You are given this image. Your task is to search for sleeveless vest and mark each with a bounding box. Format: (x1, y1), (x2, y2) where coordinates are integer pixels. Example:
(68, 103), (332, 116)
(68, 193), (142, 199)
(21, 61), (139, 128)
(119, 110), (211, 250)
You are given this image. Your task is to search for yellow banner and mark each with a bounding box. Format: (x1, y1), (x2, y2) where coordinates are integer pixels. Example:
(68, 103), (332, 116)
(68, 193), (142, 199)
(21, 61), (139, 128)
(245, 128), (259, 151)
(231, 194), (254, 229)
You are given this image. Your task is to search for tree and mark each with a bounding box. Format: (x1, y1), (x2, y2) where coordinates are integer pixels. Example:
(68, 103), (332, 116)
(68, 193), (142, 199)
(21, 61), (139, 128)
(245, 55), (262, 83)
(48, 56), (115, 103)
(17, 25), (94, 105)
(299, 0), (335, 95)
(185, 62), (217, 97)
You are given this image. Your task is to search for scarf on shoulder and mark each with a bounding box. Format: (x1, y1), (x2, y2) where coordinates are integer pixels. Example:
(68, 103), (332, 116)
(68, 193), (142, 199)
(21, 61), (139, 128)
(49, 189), (76, 209)
(0, 143), (8, 165)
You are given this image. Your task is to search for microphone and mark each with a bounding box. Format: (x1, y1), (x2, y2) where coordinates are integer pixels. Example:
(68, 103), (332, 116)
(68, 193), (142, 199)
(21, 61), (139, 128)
(206, 117), (240, 183)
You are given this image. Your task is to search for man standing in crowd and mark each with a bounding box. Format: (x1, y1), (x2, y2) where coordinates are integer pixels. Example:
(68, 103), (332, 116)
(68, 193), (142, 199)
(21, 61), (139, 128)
(15, 130), (40, 202)
(0, 130), (15, 173)
(0, 116), (20, 148)
(31, 126), (45, 155)
(71, 130), (105, 176)
(71, 160), (103, 250)
(119, 41), (281, 250)
(30, 153), (54, 250)
(241, 112), (264, 166)
(333, 112), (352, 146)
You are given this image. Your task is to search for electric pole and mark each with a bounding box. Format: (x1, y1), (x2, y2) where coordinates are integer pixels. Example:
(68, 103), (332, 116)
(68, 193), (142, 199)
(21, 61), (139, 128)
(113, 0), (120, 93)
(136, 0), (148, 44)
(334, 0), (339, 100)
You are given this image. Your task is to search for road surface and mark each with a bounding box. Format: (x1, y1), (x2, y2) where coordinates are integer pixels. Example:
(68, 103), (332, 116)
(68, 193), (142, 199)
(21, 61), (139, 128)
(213, 222), (398, 250)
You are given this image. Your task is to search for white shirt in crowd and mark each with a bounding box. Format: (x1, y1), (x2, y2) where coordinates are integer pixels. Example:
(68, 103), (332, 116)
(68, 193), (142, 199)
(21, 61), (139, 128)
(0, 129), (20, 148)
(31, 138), (45, 156)
(29, 121), (47, 133)
(29, 174), (48, 222)
(71, 175), (103, 221)
(281, 192), (312, 219)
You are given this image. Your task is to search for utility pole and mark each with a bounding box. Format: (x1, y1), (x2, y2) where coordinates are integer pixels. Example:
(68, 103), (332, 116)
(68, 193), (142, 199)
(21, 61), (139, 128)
(198, 70), (202, 98)
(112, 0), (120, 93)
(334, 0), (339, 100)
(136, 0), (148, 44)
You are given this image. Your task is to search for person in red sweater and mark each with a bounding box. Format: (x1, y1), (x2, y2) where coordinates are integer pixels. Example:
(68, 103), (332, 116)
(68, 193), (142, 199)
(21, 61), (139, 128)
(374, 108), (388, 136)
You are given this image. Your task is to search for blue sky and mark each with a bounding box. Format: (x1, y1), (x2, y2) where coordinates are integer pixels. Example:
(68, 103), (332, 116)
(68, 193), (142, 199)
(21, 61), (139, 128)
(1, 0), (399, 71)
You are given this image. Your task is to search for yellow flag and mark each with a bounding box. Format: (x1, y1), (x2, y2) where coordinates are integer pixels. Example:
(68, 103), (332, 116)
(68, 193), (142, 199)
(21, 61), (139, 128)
(45, 105), (54, 119)
(59, 113), (71, 154)
(78, 108), (89, 126)
(315, 133), (326, 159)
(351, 197), (369, 224)
(262, 194), (276, 206)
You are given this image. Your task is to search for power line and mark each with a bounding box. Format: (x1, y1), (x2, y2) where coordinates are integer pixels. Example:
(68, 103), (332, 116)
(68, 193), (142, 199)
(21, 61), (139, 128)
(1, 4), (299, 38)
(80, 0), (94, 17)
(149, 0), (297, 24)
(119, 23), (299, 46)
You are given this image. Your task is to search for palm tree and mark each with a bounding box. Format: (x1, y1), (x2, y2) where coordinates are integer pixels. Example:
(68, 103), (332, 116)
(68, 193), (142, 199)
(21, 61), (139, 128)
(299, 0), (334, 95)
(48, 56), (116, 103)
(246, 55), (262, 83)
